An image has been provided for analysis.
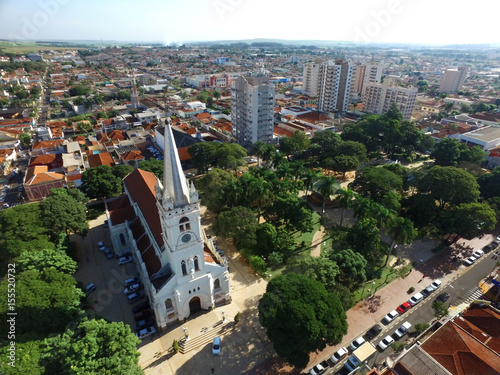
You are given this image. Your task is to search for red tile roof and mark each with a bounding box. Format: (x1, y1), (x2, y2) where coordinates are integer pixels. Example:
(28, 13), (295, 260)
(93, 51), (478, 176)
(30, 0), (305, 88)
(87, 152), (115, 168)
(25, 165), (65, 185)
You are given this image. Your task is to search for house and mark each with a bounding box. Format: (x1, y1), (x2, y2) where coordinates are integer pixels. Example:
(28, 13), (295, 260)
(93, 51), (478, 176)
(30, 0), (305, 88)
(24, 165), (65, 201)
(106, 121), (230, 329)
(87, 152), (116, 168)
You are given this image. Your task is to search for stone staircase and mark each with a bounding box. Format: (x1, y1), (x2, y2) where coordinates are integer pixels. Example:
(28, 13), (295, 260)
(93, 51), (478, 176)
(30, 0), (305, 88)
(178, 321), (231, 354)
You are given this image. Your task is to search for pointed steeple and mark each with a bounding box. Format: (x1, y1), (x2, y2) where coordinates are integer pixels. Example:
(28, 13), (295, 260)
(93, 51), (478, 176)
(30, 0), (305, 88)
(162, 118), (194, 209)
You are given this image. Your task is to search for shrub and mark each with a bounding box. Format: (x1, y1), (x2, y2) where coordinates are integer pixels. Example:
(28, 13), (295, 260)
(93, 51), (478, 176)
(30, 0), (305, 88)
(268, 252), (283, 269)
(414, 323), (430, 334)
(249, 255), (267, 275)
(172, 339), (179, 353)
(234, 312), (242, 324)
(391, 342), (405, 352)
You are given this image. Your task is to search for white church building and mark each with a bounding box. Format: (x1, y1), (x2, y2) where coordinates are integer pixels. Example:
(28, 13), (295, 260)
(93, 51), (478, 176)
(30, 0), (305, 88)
(105, 120), (231, 329)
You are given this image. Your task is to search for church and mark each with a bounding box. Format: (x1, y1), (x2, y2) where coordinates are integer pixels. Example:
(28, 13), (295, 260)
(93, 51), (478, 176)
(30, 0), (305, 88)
(105, 119), (231, 328)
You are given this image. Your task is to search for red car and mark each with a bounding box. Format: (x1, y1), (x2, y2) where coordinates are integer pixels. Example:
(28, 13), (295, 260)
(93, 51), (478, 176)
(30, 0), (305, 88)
(134, 309), (152, 322)
(397, 302), (411, 314)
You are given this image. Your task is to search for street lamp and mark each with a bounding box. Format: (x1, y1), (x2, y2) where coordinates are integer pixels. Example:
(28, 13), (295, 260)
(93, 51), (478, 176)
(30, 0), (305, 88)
(221, 310), (226, 322)
(370, 281), (376, 298)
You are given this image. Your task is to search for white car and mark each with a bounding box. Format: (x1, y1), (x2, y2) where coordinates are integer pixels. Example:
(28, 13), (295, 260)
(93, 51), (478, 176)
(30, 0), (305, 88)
(350, 336), (366, 351)
(472, 249), (484, 258)
(124, 283), (141, 295)
(330, 346), (348, 364)
(308, 364), (325, 375)
(409, 292), (424, 306)
(118, 256), (133, 265)
(430, 279), (442, 290)
(464, 255), (477, 266)
(136, 326), (156, 340)
(378, 335), (394, 351)
(97, 241), (106, 251)
(382, 310), (399, 324)
(394, 321), (412, 338)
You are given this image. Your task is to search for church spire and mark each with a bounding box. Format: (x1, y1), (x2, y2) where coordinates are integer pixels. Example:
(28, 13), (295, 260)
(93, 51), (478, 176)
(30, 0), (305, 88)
(162, 118), (195, 209)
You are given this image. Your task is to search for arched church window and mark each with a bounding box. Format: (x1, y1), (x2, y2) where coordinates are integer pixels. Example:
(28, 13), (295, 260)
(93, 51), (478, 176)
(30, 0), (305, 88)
(165, 298), (173, 309)
(181, 260), (187, 276)
(179, 217), (191, 232)
(194, 256), (200, 271)
(214, 278), (220, 289)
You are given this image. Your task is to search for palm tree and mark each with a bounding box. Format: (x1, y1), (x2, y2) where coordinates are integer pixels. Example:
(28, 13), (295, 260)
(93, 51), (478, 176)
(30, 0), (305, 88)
(316, 175), (340, 214)
(337, 187), (356, 227)
(352, 196), (374, 220)
(224, 180), (241, 208)
(385, 216), (416, 266)
(302, 169), (322, 199)
(248, 176), (272, 223)
(252, 140), (266, 166)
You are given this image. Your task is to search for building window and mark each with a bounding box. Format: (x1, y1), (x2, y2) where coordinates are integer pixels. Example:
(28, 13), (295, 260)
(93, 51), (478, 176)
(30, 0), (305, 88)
(194, 256), (200, 271)
(214, 279), (220, 289)
(179, 217), (191, 232)
(181, 260), (187, 276)
(166, 298), (173, 309)
(119, 233), (126, 246)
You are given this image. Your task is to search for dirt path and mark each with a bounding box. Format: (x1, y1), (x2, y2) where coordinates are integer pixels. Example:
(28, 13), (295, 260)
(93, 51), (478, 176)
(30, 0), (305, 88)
(310, 225), (327, 257)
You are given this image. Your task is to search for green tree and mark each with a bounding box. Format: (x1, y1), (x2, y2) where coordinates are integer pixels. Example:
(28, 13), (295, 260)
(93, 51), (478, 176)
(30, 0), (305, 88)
(113, 164), (134, 179)
(350, 166), (403, 202)
(279, 130), (310, 158)
(252, 140), (267, 166)
(255, 223), (278, 257)
(431, 301), (449, 319)
(216, 206), (257, 249)
(214, 143), (247, 172)
(43, 318), (143, 375)
(331, 155), (360, 178)
(288, 256), (339, 292)
(417, 166), (480, 208)
(69, 84), (90, 96)
(196, 168), (236, 212)
(477, 166), (500, 199)
(265, 192), (313, 233)
(431, 138), (463, 167)
(249, 255), (267, 274)
(188, 142), (218, 172)
(346, 218), (383, 278)
(20, 132), (31, 146)
(247, 175), (273, 223)
(39, 192), (88, 236)
(17, 248), (78, 274)
(330, 249), (367, 289)
(337, 188), (356, 227)
(438, 202), (497, 238)
(138, 158), (164, 180)
(0, 268), (83, 336)
(81, 165), (123, 199)
(258, 273), (348, 368)
(0, 339), (45, 375)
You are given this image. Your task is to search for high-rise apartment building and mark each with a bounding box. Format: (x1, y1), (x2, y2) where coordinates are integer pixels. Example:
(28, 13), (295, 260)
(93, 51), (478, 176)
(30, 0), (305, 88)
(352, 62), (384, 97)
(303, 59), (322, 97)
(317, 59), (354, 114)
(439, 66), (468, 93)
(363, 76), (417, 119)
(231, 74), (275, 148)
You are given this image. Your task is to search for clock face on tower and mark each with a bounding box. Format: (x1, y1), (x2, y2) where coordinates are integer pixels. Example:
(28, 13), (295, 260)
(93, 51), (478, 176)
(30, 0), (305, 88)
(181, 233), (192, 243)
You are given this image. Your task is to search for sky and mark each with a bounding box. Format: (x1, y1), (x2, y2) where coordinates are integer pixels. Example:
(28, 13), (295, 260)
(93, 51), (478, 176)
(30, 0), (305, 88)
(0, 0), (499, 46)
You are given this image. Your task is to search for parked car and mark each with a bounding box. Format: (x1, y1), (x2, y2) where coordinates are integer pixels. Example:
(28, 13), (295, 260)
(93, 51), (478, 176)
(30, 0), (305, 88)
(382, 310), (399, 324)
(104, 248), (114, 259)
(330, 346), (348, 364)
(2, 203), (9, 209)
(127, 292), (144, 304)
(378, 335), (394, 351)
(394, 321), (412, 338)
(97, 241), (106, 251)
(366, 324), (382, 339)
(435, 292), (450, 303)
(430, 279), (442, 290)
(482, 243), (495, 253)
(124, 277), (140, 286)
(85, 282), (96, 294)
(421, 286), (434, 298)
(409, 292), (424, 306)
(134, 309), (152, 321)
(132, 301), (150, 314)
(136, 326), (156, 340)
(396, 302), (411, 314)
(135, 318), (155, 331)
(212, 336), (221, 355)
(464, 255), (477, 266)
(472, 249), (484, 258)
(124, 283), (141, 295)
(308, 363), (325, 375)
(350, 337), (366, 351)
(118, 256), (133, 265)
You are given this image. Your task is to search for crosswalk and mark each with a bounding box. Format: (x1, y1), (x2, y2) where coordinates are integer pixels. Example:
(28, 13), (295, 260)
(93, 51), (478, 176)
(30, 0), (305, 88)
(458, 286), (484, 305)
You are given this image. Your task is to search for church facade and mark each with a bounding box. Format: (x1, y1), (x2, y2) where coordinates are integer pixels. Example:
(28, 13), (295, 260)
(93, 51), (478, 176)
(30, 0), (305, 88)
(106, 120), (231, 328)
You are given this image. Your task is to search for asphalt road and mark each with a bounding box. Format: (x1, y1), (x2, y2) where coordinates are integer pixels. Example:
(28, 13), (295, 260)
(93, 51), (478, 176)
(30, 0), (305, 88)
(331, 250), (499, 375)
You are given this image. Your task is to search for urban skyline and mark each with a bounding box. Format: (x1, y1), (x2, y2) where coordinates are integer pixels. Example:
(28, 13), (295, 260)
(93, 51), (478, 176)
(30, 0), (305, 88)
(0, 0), (499, 46)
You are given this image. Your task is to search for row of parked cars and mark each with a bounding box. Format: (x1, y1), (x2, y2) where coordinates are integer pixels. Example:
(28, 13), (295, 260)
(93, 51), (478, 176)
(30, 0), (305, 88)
(465, 237), (499, 266)
(97, 241), (134, 266)
(124, 276), (157, 340)
(147, 145), (163, 161)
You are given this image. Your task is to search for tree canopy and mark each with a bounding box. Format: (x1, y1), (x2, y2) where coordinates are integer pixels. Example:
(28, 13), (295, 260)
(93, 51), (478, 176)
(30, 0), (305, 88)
(259, 273), (347, 368)
(81, 165), (123, 199)
(39, 191), (88, 236)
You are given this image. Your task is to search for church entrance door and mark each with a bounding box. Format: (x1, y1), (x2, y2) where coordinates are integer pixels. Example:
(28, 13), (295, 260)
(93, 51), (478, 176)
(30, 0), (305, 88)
(189, 296), (201, 315)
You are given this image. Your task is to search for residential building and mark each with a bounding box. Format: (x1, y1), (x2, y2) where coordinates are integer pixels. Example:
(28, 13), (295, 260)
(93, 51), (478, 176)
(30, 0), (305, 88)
(302, 60), (322, 97)
(186, 72), (246, 89)
(363, 76), (417, 119)
(107, 121), (230, 329)
(361, 62), (383, 97)
(231, 74), (275, 148)
(317, 59), (354, 114)
(439, 66), (468, 93)
(24, 165), (65, 201)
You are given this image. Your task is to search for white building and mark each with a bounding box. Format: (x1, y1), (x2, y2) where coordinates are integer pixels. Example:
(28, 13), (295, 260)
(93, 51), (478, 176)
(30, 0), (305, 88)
(317, 59), (354, 114)
(231, 75), (275, 147)
(459, 126), (500, 151)
(439, 66), (468, 93)
(186, 72), (246, 89)
(302, 60), (322, 97)
(363, 76), (417, 119)
(107, 121), (231, 329)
